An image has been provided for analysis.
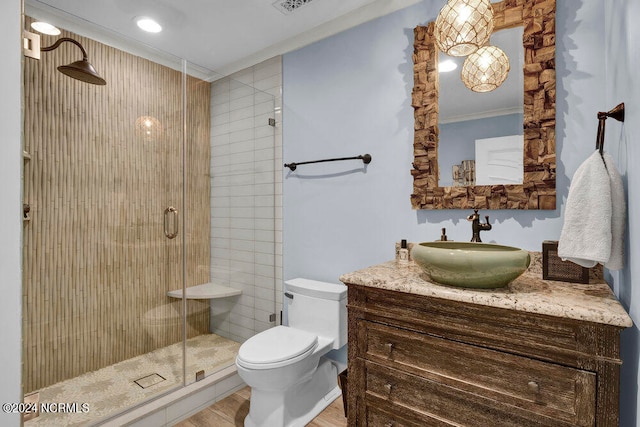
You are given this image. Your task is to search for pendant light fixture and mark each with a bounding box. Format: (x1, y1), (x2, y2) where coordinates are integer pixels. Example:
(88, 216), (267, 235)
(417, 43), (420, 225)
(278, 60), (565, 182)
(434, 0), (494, 57)
(461, 45), (510, 92)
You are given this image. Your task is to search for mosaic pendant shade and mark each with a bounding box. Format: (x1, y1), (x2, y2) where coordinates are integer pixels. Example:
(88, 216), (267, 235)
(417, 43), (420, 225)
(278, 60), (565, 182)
(434, 0), (494, 57)
(461, 45), (510, 92)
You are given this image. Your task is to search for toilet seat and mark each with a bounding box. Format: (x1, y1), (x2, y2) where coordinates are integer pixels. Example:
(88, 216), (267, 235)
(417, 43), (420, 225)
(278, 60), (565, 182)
(236, 326), (318, 370)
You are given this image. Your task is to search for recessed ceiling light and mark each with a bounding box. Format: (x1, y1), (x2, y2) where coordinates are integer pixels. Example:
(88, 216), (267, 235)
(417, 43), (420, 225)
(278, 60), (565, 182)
(438, 59), (458, 73)
(31, 21), (61, 36)
(136, 17), (162, 33)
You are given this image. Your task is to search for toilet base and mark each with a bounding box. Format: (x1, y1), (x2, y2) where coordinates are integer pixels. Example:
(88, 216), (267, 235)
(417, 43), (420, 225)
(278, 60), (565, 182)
(244, 357), (341, 427)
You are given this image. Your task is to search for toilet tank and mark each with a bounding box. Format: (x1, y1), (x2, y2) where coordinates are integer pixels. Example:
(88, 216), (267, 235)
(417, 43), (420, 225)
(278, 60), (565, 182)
(284, 278), (347, 350)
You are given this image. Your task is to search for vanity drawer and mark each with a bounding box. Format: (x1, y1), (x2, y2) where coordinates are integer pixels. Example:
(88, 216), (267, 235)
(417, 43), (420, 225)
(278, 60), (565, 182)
(362, 321), (596, 426)
(353, 285), (594, 363)
(364, 360), (584, 427)
(364, 402), (453, 427)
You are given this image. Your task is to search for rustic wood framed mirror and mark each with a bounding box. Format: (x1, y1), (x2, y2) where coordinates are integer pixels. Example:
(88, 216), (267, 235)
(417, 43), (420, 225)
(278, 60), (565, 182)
(411, 0), (556, 209)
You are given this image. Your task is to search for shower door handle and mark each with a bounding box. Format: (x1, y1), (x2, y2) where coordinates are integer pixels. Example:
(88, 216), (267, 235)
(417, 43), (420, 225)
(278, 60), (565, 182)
(164, 206), (178, 239)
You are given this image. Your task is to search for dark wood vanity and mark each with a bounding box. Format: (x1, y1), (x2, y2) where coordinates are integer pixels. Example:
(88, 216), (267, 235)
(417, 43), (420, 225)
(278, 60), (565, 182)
(341, 260), (632, 426)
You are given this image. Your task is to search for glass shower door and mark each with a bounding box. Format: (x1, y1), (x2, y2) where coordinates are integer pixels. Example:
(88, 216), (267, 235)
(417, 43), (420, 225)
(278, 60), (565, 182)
(21, 2), (281, 424)
(21, 11), (189, 424)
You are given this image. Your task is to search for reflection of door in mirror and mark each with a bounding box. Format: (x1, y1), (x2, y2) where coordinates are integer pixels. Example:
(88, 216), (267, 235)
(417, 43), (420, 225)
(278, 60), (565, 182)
(475, 135), (523, 185)
(438, 26), (524, 187)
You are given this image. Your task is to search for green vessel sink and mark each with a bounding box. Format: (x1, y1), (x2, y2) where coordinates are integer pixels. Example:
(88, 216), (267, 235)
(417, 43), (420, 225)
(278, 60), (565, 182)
(411, 242), (531, 289)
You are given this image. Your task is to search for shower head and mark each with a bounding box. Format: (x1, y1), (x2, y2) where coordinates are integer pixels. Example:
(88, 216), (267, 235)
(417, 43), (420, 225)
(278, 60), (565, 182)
(57, 59), (106, 85)
(41, 37), (106, 85)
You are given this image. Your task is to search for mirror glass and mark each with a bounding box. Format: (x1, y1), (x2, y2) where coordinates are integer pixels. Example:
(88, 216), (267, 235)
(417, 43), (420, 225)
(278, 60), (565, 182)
(438, 26), (524, 187)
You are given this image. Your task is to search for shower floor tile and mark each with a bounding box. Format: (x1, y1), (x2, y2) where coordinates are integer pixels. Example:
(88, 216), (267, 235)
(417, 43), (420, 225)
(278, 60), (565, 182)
(25, 333), (241, 427)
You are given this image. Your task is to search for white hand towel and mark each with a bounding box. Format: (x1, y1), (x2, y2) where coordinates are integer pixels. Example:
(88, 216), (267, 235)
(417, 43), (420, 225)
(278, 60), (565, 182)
(558, 151), (612, 267)
(603, 152), (625, 270)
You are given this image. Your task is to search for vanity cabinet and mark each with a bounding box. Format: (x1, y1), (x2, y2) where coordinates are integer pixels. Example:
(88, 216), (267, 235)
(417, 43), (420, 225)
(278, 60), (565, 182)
(341, 262), (632, 427)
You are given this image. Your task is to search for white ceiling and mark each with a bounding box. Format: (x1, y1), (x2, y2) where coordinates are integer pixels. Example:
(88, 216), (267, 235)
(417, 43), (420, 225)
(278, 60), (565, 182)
(25, 0), (521, 119)
(26, 0), (424, 77)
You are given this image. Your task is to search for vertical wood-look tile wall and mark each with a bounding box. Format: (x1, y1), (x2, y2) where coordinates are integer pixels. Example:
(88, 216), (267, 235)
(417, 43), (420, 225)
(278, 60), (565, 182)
(22, 19), (211, 393)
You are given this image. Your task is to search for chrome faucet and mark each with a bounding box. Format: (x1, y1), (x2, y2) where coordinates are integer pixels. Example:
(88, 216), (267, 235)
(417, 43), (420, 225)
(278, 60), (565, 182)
(467, 209), (492, 242)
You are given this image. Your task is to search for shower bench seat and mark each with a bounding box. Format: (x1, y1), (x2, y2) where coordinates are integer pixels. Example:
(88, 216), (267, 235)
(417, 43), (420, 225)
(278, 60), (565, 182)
(167, 283), (242, 300)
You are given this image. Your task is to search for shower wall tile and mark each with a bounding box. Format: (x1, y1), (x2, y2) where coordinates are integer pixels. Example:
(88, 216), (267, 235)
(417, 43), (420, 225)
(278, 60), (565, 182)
(230, 324), (254, 342)
(228, 140), (254, 154)
(212, 115), (230, 129)
(230, 95), (255, 111)
(229, 151), (254, 165)
(255, 287), (275, 302)
(256, 124), (275, 139)
(230, 313), (255, 330)
(229, 118), (255, 133)
(212, 79), (231, 95)
(255, 230), (274, 242)
(254, 57), (281, 81)
(255, 298), (275, 313)
(210, 57), (282, 342)
(230, 196), (255, 207)
(230, 129), (254, 144)
(255, 136), (275, 151)
(254, 74), (282, 93)
(230, 68), (254, 86)
(230, 106), (255, 122)
(255, 101), (276, 116)
(255, 241), (274, 254)
(255, 208), (274, 220)
(232, 272), (255, 286)
(255, 195), (275, 207)
(255, 253), (275, 266)
(256, 321), (272, 334)
(230, 86), (255, 100)
(228, 228), (254, 241)
(212, 122), (230, 136)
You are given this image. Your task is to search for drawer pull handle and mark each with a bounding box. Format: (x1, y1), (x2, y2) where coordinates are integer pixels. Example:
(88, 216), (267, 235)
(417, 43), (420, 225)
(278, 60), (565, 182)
(528, 381), (540, 394)
(386, 342), (394, 353)
(384, 383), (393, 393)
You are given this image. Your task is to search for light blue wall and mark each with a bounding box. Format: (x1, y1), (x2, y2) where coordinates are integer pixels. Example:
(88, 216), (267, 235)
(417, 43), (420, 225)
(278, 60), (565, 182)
(0, 0), (23, 426)
(283, 0), (604, 272)
(605, 2), (640, 425)
(283, 0), (640, 423)
(439, 113), (523, 187)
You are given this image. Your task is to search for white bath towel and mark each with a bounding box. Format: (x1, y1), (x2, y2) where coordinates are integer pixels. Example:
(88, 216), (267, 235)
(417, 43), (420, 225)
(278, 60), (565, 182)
(558, 151), (612, 268)
(603, 152), (625, 270)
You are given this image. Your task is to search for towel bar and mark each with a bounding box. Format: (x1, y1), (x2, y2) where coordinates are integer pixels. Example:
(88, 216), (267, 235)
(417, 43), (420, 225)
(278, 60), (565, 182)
(284, 153), (372, 171)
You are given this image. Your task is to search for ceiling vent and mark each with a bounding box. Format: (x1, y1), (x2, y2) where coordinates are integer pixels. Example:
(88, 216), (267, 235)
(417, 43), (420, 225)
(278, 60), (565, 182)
(272, 0), (315, 15)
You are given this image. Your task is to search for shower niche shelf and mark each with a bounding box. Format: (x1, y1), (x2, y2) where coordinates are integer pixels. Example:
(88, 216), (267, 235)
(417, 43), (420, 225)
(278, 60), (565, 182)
(167, 282), (242, 300)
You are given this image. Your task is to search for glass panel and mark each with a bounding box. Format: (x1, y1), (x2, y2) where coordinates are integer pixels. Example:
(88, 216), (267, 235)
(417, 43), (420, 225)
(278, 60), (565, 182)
(183, 62), (278, 385)
(22, 10), (187, 425)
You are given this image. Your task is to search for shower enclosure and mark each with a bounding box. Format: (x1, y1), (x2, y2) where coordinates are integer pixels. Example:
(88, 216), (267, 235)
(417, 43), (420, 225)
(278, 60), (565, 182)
(21, 2), (279, 425)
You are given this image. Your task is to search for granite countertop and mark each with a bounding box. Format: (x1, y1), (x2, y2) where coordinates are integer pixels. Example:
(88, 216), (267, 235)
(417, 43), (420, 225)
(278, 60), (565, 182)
(339, 254), (633, 328)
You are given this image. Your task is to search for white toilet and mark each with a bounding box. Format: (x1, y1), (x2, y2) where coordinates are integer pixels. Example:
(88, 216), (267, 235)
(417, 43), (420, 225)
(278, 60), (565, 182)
(235, 278), (347, 427)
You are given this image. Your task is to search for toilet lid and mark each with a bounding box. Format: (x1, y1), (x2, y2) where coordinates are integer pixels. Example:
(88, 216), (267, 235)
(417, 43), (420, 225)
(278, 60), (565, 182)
(238, 326), (318, 365)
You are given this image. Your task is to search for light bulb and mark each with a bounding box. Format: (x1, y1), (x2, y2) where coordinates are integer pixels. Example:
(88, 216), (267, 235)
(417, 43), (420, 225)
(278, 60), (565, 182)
(136, 17), (162, 33)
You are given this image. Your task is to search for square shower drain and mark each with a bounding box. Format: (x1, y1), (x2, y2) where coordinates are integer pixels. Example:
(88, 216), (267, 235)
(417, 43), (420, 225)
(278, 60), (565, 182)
(134, 373), (166, 389)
